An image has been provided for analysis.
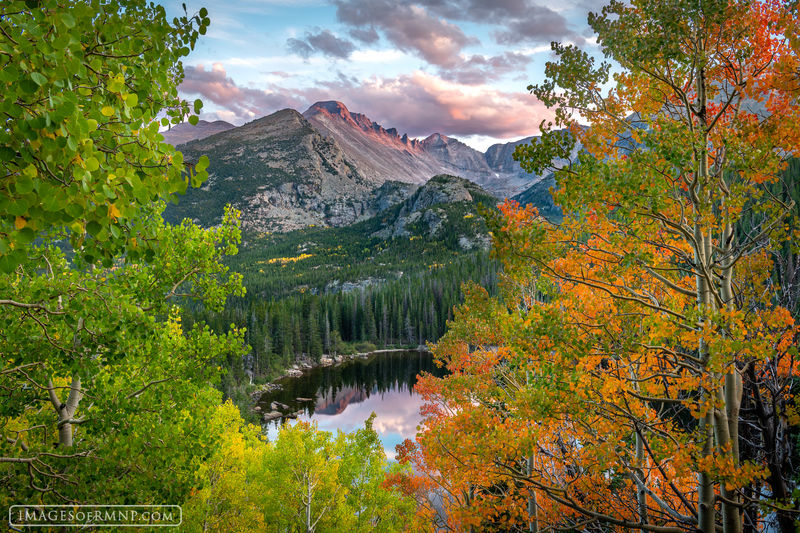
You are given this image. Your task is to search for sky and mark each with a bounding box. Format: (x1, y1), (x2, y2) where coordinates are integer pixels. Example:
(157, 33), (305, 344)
(165, 0), (603, 151)
(265, 386), (425, 460)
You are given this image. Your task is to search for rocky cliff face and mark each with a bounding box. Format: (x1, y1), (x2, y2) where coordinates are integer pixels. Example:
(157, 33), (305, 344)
(303, 101), (545, 199)
(372, 174), (495, 250)
(303, 101), (442, 185)
(166, 101), (559, 233)
(165, 109), (397, 232)
(161, 119), (235, 146)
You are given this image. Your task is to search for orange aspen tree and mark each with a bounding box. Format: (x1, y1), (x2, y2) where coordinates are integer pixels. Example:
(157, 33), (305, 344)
(400, 1), (800, 532)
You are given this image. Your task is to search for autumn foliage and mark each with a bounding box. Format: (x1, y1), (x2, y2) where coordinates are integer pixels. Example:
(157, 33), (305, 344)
(398, 1), (800, 532)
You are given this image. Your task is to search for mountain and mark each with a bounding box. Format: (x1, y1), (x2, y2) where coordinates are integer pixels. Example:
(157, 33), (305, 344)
(483, 136), (543, 195)
(371, 174), (494, 250)
(512, 174), (561, 222)
(165, 101), (555, 232)
(229, 174), (497, 299)
(161, 119), (235, 146)
(302, 101), (540, 198)
(164, 109), (413, 232)
(302, 101), (433, 185)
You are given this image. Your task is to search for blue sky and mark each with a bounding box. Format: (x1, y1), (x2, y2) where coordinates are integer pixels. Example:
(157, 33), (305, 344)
(165, 0), (602, 150)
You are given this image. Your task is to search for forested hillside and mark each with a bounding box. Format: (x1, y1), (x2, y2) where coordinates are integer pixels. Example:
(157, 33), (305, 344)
(188, 175), (500, 392)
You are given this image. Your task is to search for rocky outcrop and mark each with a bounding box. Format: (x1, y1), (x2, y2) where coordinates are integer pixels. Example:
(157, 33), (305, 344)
(372, 174), (494, 250)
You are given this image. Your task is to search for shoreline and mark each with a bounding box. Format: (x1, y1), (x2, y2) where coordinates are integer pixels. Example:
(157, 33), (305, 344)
(249, 345), (431, 402)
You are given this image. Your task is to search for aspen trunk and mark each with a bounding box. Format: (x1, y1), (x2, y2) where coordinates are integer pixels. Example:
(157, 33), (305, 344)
(527, 454), (538, 533)
(694, 63), (723, 533)
(48, 375), (82, 448)
(698, 412), (716, 533)
(305, 473), (314, 533)
(720, 221), (743, 533)
(635, 428), (648, 533)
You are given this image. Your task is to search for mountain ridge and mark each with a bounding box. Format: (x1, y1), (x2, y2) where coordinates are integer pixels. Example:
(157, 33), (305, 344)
(301, 100), (540, 198)
(165, 101), (554, 232)
(161, 119), (235, 146)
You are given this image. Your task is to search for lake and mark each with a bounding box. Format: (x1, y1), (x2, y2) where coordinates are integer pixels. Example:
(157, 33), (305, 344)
(258, 349), (445, 459)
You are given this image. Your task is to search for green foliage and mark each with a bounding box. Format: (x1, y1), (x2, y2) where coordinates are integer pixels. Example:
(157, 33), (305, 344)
(183, 407), (415, 533)
(0, 209), (247, 503)
(0, 0), (257, 510)
(0, 0), (208, 271)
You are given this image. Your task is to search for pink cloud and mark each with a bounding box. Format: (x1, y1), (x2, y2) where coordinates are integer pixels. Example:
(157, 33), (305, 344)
(342, 71), (552, 138)
(181, 63), (302, 120)
(179, 64), (551, 139)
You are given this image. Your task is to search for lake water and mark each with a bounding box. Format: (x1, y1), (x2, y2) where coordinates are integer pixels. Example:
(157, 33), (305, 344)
(258, 349), (445, 459)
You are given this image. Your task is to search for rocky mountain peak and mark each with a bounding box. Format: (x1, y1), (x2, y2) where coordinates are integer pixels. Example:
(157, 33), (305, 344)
(248, 108), (307, 129)
(304, 101), (420, 149)
(421, 133), (450, 147)
(306, 100), (351, 118)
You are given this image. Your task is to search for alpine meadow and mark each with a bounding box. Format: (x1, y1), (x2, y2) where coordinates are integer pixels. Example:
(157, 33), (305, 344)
(1, 0), (799, 532)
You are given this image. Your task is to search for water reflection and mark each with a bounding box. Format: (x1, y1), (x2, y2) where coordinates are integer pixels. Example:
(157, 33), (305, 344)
(259, 350), (444, 458)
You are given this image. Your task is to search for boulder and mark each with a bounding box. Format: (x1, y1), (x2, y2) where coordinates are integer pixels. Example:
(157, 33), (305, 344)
(262, 410), (282, 421)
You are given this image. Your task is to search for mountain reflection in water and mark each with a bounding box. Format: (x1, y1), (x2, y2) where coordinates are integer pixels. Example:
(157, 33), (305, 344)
(260, 350), (445, 458)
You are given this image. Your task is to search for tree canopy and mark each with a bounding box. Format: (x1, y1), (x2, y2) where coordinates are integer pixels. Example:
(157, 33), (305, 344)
(0, 0), (248, 506)
(400, 1), (800, 532)
(0, 0), (210, 271)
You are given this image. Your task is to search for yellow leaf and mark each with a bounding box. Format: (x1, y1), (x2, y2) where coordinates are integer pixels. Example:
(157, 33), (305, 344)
(101, 106), (115, 117)
(14, 216), (26, 229)
(109, 204), (121, 220)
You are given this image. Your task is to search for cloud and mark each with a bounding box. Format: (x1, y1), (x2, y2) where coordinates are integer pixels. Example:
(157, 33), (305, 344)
(180, 63), (301, 120)
(334, 0), (581, 52)
(287, 29), (356, 59)
(337, 70), (552, 138)
(348, 27), (380, 44)
(492, 5), (576, 45)
(334, 0), (477, 68)
(180, 63), (551, 140)
(440, 51), (532, 85)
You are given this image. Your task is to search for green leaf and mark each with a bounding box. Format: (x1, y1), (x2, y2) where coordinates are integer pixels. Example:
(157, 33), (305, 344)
(86, 220), (102, 236)
(15, 176), (35, 194)
(60, 12), (76, 28)
(30, 72), (47, 86)
(8, 200), (28, 216)
(15, 228), (36, 244)
(188, 115), (199, 126)
(65, 203), (84, 219)
(20, 79), (38, 94)
(0, 254), (18, 274)
(199, 7), (208, 18)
